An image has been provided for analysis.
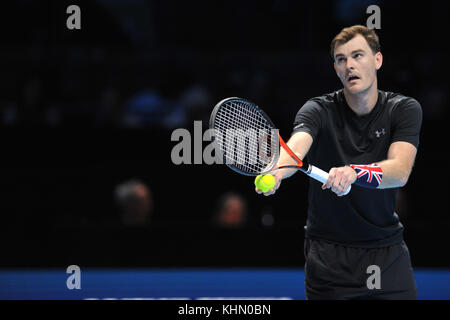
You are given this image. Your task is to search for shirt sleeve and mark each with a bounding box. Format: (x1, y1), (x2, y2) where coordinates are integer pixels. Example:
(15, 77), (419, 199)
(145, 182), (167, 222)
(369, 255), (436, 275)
(291, 100), (323, 141)
(391, 97), (422, 148)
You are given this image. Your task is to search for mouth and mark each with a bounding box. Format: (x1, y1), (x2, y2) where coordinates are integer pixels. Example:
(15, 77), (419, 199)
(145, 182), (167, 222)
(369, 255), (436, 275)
(347, 74), (360, 83)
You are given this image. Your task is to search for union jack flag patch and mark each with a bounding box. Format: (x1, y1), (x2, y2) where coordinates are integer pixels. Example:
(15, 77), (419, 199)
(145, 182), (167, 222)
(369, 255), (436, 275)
(350, 163), (383, 188)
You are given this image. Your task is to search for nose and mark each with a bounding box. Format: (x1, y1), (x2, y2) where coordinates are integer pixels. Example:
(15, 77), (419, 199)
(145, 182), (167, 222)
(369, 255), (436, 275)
(346, 57), (356, 70)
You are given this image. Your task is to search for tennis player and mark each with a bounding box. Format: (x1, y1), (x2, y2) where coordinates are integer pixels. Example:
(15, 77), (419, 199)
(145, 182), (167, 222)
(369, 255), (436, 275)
(257, 25), (422, 299)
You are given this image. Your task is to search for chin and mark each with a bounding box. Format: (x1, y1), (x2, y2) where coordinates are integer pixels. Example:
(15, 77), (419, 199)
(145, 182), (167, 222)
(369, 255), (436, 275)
(345, 83), (370, 95)
(345, 86), (362, 94)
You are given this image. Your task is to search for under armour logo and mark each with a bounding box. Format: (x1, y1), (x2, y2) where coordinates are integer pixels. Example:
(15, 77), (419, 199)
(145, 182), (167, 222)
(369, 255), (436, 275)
(375, 128), (385, 138)
(294, 123), (305, 130)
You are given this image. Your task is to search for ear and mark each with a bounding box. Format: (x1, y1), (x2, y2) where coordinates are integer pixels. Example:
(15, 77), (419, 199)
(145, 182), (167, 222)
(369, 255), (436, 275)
(375, 52), (383, 70)
(333, 62), (343, 81)
(333, 62), (342, 80)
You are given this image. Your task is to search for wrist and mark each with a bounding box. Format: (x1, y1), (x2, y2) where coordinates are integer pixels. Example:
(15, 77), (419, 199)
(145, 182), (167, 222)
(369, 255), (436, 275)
(346, 165), (358, 184)
(273, 171), (285, 181)
(349, 163), (383, 189)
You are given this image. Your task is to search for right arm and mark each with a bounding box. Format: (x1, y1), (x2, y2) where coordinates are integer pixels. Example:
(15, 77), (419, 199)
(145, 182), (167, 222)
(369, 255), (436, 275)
(256, 131), (314, 196)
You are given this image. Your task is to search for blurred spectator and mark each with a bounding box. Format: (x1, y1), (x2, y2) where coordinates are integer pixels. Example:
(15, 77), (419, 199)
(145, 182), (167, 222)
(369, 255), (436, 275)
(114, 179), (153, 227)
(260, 206), (275, 228)
(42, 104), (63, 127)
(212, 192), (248, 229)
(334, 0), (382, 24)
(164, 83), (213, 129)
(1, 102), (19, 126)
(180, 83), (213, 125)
(120, 88), (169, 128)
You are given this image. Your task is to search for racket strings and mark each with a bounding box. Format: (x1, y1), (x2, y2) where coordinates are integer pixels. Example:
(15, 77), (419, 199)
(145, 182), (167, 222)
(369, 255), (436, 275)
(212, 99), (278, 175)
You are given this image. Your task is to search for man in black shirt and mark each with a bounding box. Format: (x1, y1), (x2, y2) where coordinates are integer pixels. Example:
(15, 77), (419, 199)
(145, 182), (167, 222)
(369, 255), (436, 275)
(256, 25), (422, 299)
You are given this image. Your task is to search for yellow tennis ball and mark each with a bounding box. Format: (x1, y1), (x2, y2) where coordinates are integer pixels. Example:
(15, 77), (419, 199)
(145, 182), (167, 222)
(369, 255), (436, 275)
(255, 174), (275, 192)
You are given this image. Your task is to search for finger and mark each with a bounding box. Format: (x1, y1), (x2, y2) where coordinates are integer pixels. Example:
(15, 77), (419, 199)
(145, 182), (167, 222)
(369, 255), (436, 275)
(255, 187), (262, 194)
(265, 182), (279, 196)
(331, 175), (343, 194)
(326, 168), (336, 189)
(336, 176), (352, 196)
(340, 172), (354, 193)
(335, 184), (346, 196)
(336, 183), (349, 197)
(265, 176), (280, 195)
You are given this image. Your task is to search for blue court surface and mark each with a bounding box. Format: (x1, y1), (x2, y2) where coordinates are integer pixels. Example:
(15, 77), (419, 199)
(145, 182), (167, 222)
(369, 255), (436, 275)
(0, 268), (449, 300)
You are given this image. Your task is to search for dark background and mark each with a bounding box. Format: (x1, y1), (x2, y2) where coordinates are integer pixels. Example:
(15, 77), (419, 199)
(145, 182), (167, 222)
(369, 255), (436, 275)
(0, 0), (448, 269)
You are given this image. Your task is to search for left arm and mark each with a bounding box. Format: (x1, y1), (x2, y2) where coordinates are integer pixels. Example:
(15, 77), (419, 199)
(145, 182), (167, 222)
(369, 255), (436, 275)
(324, 141), (418, 196)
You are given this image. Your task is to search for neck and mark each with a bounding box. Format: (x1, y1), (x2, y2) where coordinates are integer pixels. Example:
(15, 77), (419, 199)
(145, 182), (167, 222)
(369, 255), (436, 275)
(343, 81), (378, 116)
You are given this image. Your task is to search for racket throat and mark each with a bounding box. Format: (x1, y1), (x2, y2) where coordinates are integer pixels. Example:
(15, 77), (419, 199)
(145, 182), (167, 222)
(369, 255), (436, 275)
(278, 134), (304, 166)
(303, 164), (313, 175)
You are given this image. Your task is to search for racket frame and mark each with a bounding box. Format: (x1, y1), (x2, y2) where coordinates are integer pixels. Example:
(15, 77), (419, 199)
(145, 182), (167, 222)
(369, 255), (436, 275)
(209, 97), (350, 195)
(210, 97), (280, 176)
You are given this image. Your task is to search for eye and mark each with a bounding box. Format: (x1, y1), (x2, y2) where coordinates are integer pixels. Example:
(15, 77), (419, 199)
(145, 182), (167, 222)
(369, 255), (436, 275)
(354, 53), (363, 59)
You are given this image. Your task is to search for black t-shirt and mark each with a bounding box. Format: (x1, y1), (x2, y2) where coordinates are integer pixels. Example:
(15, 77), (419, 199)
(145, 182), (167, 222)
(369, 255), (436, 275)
(292, 89), (422, 248)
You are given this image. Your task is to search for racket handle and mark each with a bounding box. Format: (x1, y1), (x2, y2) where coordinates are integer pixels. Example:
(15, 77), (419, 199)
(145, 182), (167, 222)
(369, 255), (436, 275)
(307, 165), (351, 196)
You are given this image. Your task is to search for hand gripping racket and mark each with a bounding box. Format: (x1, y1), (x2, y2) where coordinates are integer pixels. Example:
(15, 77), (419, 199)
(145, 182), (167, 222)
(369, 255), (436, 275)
(209, 97), (351, 195)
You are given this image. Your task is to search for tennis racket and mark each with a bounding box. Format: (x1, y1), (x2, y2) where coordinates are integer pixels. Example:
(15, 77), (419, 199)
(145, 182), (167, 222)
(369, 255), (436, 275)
(209, 97), (351, 195)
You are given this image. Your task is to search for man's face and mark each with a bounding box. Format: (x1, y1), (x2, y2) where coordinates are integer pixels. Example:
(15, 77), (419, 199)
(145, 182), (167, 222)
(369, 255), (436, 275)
(333, 34), (382, 95)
